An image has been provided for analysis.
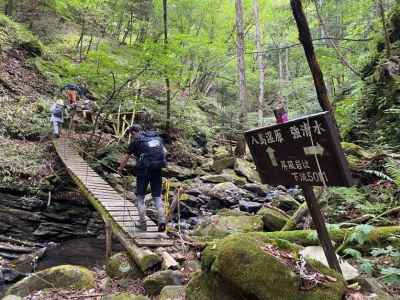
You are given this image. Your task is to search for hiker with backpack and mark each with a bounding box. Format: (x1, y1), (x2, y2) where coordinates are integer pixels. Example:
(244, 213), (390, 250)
(118, 124), (168, 232)
(61, 82), (96, 106)
(50, 99), (65, 138)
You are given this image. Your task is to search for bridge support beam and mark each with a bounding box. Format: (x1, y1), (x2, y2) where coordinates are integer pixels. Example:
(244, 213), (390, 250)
(69, 173), (162, 274)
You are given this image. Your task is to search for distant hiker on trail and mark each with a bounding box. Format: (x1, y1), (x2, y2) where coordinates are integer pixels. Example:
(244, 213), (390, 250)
(61, 84), (79, 106)
(50, 99), (64, 138)
(118, 124), (167, 232)
(61, 82), (96, 106)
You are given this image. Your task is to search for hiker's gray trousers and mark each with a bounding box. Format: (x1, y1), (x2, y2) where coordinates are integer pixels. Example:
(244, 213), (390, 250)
(137, 195), (166, 224)
(52, 120), (61, 135)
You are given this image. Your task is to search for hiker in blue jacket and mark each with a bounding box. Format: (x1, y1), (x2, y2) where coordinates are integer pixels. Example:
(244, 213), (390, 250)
(50, 99), (65, 138)
(118, 124), (167, 232)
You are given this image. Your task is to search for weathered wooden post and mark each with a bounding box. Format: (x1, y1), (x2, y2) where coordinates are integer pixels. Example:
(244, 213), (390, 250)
(105, 218), (112, 258)
(245, 112), (353, 274)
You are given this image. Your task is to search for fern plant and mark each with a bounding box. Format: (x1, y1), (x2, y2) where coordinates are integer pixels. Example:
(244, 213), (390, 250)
(385, 158), (400, 186)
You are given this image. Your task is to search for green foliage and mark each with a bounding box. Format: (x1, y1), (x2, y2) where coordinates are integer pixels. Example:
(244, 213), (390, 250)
(385, 158), (400, 186)
(0, 12), (43, 52)
(342, 248), (362, 259)
(380, 267), (400, 284)
(0, 97), (51, 140)
(358, 259), (374, 274)
(0, 135), (51, 189)
(371, 246), (400, 260)
(348, 225), (375, 246)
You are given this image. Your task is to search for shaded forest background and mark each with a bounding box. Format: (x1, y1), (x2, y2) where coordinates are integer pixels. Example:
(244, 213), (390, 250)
(1, 0), (399, 148)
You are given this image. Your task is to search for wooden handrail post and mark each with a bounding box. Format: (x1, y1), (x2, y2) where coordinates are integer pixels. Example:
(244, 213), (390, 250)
(105, 218), (112, 258)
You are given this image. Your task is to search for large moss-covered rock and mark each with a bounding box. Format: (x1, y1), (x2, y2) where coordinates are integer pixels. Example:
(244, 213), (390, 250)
(222, 169), (247, 186)
(186, 272), (246, 300)
(105, 252), (144, 280)
(163, 164), (194, 180)
(206, 182), (246, 207)
(143, 270), (185, 296)
(5, 265), (95, 297)
(190, 234), (345, 300)
(271, 194), (301, 212)
(341, 142), (383, 171)
(201, 174), (235, 184)
(159, 285), (186, 300)
(192, 214), (263, 240)
(234, 159), (260, 183)
(257, 207), (289, 231)
(102, 294), (149, 300)
(212, 156), (235, 173)
(201, 171), (246, 186)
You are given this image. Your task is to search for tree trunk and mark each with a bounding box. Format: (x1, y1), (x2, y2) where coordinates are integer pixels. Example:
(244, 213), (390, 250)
(235, 0), (248, 157)
(86, 34), (93, 55)
(377, 0), (391, 59)
(163, 0), (172, 131)
(235, 0), (248, 130)
(253, 0), (265, 127)
(290, 0), (335, 121)
(5, 0), (13, 16)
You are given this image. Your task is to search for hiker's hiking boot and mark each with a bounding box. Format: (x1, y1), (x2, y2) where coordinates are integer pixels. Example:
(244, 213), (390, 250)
(136, 220), (147, 231)
(158, 222), (166, 232)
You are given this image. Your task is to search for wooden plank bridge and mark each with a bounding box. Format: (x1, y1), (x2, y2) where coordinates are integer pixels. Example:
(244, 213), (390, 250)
(53, 138), (173, 248)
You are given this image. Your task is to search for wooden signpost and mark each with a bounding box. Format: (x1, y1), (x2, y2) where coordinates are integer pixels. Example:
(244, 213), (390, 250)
(245, 111), (353, 274)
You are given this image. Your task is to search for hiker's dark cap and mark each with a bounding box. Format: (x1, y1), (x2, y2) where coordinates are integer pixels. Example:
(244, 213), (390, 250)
(127, 124), (143, 133)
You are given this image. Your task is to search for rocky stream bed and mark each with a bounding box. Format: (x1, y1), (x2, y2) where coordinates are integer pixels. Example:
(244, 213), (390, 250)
(0, 141), (398, 299)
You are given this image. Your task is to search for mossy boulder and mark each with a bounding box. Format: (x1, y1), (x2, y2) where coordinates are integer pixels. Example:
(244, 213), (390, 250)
(234, 159), (260, 183)
(159, 285), (186, 300)
(192, 214), (263, 240)
(163, 164), (194, 180)
(188, 234), (345, 300)
(271, 194), (301, 212)
(341, 142), (383, 171)
(186, 272), (246, 300)
(212, 156), (235, 173)
(206, 182), (245, 207)
(5, 265), (95, 297)
(257, 207), (289, 231)
(217, 208), (250, 217)
(102, 294), (149, 300)
(105, 252), (144, 280)
(201, 174), (235, 184)
(143, 270), (185, 296)
(222, 169), (247, 186)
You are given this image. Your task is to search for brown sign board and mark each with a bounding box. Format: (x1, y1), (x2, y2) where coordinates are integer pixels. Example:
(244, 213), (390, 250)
(245, 112), (353, 187)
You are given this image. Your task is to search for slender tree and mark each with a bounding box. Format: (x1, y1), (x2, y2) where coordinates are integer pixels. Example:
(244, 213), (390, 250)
(377, 0), (391, 58)
(5, 0), (14, 16)
(253, 0), (265, 127)
(234, 0), (248, 156)
(163, 0), (172, 130)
